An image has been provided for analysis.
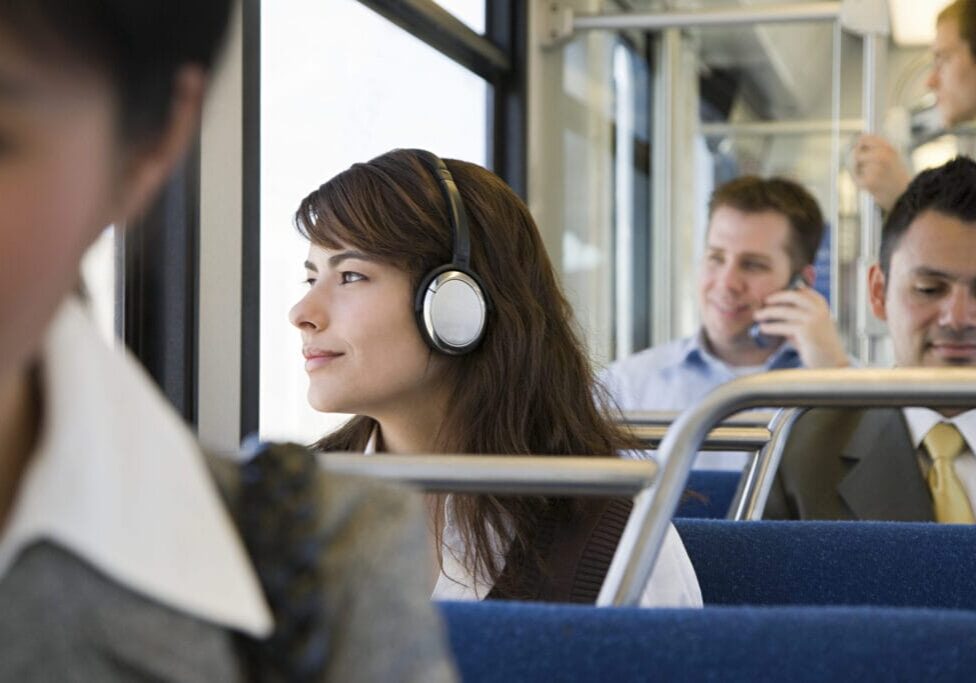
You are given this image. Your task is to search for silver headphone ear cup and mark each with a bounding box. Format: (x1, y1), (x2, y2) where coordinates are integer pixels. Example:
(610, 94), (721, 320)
(420, 270), (487, 354)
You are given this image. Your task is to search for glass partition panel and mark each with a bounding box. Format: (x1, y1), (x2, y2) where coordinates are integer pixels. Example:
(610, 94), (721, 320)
(670, 20), (857, 352)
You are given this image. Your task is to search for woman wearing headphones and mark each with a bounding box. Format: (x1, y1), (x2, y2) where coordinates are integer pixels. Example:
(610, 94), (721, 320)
(290, 149), (701, 606)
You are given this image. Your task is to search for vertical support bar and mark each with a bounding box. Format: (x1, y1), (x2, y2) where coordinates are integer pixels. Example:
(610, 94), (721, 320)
(198, 1), (245, 451)
(828, 21), (842, 322)
(650, 28), (680, 345)
(856, 32), (886, 362)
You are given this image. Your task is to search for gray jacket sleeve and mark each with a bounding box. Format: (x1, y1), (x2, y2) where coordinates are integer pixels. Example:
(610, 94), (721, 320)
(207, 451), (458, 682)
(314, 471), (458, 682)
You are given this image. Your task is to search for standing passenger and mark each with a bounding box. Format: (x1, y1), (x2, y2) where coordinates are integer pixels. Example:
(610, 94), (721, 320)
(289, 149), (702, 607)
(853, 0), (976, 211)
(602, 176), (849, 469)
(0, 3), (456, 681)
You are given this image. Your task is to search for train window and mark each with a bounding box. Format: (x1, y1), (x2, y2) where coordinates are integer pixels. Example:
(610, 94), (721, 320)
(259, 0), (489, 443)
(540, 31), (652, 367)
(80, 226), (117, 345)
(432, 0), (486, 34)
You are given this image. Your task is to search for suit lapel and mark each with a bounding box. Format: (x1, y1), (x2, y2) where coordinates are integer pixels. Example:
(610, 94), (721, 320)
(836, 409), (934, 521)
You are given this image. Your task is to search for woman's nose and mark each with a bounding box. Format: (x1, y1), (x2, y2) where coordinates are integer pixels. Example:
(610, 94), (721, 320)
(289, 290), (326, 331)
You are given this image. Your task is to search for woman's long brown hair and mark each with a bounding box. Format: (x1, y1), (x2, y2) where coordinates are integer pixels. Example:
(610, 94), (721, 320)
(295, 149), (638, 590)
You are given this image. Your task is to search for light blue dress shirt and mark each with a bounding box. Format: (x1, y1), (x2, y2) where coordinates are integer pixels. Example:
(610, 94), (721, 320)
(600, 331), (803, 470)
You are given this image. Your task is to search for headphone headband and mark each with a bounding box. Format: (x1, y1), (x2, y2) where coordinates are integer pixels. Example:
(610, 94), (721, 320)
(417, 151), (472, 269)
(411, 149), (488, 355)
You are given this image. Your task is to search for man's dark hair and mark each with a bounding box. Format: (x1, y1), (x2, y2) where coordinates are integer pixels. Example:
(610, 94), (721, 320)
(879, 156), (976, 277)
(0, 1), (233, 142)
(708, 175), (825, 272)
(939, 0), (976, 61)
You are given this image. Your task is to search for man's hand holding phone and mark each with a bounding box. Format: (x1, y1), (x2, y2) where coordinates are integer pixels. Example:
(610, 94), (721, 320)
(752, 277), (850, 369)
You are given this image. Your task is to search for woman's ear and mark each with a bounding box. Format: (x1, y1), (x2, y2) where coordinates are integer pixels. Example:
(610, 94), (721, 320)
(115, 65), (208, 222)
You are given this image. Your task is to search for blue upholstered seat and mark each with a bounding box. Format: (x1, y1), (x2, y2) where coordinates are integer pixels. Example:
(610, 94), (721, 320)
(676, 470), (741, 518)
(440, 601), (976, 682)
(675, 519), (976, 609)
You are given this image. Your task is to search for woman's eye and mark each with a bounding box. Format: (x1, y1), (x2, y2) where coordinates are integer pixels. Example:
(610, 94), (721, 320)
(302, 277), (317, 287)
(340, 271), (366, 284)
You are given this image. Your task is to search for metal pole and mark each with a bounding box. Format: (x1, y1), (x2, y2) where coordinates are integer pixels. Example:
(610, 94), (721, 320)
(699, 118), (862, 137)
(318, 453), (657, 496)
(857, 32), (887, 362)
(573, 2), (840, 32)
(651, 28), (679, 345)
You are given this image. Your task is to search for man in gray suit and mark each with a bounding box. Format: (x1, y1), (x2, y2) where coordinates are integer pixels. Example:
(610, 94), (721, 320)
(766, 157), (976, 521)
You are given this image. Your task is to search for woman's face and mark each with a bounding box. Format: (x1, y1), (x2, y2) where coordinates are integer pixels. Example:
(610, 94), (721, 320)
(289, 242), (448, 418)
(0, 25), (123, 386)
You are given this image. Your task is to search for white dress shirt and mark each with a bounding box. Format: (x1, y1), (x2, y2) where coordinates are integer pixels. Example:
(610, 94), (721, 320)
(363, 429), (703, 607)
(902, 407), (976, 513)
(0, 298), (272, 637)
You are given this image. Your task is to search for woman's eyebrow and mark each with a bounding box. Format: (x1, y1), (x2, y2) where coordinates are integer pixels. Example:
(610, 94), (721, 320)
(327, 250), (377, 267)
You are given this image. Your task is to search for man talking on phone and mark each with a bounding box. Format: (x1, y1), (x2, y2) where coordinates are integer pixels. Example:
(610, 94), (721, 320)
(602, 176), (849, 469)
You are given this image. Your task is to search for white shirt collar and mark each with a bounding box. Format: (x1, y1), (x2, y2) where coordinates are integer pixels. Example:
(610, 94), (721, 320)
(903, 407), (976, 453)
(0, 298), (272, 637)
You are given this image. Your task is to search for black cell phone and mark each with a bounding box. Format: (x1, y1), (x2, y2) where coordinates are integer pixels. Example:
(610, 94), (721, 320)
(749, 274), (806, 348)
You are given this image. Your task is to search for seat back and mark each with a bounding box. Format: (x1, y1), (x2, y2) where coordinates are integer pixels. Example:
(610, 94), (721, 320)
(440, 600), (976, 682)
(676, 470), (741, 518)
(676, 518), (976, 608)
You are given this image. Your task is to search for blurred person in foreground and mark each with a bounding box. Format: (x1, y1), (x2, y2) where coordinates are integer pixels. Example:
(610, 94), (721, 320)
(0, 2), (456, 680)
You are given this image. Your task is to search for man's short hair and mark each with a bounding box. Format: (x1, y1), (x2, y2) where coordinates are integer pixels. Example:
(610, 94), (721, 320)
(879, 156), (976, 277)
(707, 176), (824, 272)
(939, 0), (976, 61)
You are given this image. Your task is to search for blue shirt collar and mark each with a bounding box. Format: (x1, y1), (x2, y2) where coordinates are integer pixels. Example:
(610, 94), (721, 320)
(683, 329), (801, 373)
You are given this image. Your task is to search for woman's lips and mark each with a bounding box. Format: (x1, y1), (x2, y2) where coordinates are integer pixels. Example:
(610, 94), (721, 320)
(303, 350), (344, 371)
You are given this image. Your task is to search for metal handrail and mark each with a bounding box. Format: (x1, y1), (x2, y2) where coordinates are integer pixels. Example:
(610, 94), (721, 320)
(629, 424), (771, 451)
(597, 367), (976, 607)
(317, 453), (657, 497)
(727, 408), (805, 520)
(620, 410), (776, 427)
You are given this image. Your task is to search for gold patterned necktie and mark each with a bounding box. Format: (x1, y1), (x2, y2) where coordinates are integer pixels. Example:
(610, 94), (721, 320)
(923, 422), (975, 524)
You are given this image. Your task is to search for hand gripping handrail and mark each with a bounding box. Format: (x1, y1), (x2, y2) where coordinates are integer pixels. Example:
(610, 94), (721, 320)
(596, 367), (976, 607)
(317, 453), (658, 497)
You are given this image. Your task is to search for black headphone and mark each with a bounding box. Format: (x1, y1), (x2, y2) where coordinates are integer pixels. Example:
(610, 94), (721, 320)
(412, 151), (489, 355)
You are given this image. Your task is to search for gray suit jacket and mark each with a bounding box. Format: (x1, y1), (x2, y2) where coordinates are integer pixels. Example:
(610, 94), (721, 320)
(764, 408), (935, 521)
(0, 460), (458, 682)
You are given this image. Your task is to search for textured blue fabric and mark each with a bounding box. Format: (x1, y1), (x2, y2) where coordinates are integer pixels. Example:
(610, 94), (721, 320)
(440, 601), (976, 682)
(675, 519), (976, 608)
(677, 470), (741, 518)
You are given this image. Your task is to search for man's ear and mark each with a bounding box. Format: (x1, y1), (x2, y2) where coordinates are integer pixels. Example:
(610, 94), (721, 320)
(868, 263), (888, 321)
(115, 65), (208, 222)
(799, 264), (815, 287)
